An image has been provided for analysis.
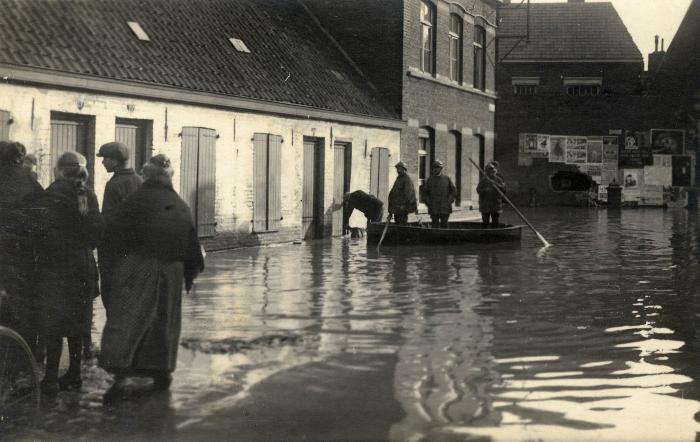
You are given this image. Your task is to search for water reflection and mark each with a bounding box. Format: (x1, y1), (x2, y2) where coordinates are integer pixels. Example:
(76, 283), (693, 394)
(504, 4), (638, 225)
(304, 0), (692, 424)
(13, 208), (700, 441)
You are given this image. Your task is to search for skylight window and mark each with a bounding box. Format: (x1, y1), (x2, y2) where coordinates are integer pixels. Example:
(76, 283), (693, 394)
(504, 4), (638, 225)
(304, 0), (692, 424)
(229, 38), (251, 53)
(127, 21), (150, 41)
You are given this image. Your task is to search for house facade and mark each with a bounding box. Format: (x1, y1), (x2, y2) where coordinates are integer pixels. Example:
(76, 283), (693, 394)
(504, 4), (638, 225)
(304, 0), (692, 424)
(495, 0), (648, 205)
(303, 0), (500, 214)
(0, 0), (403, 249)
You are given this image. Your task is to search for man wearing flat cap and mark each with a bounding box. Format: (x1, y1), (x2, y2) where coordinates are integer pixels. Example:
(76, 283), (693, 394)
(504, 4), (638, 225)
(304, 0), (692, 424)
(97, 141), (143, 308)
(388, 161), (417, 225)
(422, 160), (456, 228)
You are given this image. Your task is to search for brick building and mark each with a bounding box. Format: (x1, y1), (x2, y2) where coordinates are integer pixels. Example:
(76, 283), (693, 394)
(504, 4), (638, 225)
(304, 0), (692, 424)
(303, 0), (499, 214)
(495, 0), (647, 205)
(653, 0), (700, 169)
(0, 0), (403, 249)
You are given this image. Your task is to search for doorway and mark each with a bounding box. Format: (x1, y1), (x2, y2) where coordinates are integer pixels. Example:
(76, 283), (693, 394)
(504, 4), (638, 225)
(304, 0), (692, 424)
(332, 142), (352, 237)
(115, 118), (152, 172)
(50, 111), (95, 189)
(302, 137), (325, 240)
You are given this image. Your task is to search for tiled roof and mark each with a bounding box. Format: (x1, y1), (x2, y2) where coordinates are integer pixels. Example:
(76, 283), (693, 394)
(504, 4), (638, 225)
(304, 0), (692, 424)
(0, 0), (397, 119)
(497, 2), (642, 62)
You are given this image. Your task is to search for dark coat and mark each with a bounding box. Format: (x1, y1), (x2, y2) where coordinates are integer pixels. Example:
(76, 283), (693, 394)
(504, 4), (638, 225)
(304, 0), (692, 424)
(422, 174), (456, 215)
(388, 173), (417, 214)
(99, 168), (143, 302)
(343, 190), (384, 225)
(100, 176), (204, 374)
(477, 173), (506, 213)
(36, 179), (103, 337)
(0, 165), (43, 334)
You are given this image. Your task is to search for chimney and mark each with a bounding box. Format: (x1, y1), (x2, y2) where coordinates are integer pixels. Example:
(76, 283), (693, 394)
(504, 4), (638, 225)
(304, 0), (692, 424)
(647, 35), (666, 74)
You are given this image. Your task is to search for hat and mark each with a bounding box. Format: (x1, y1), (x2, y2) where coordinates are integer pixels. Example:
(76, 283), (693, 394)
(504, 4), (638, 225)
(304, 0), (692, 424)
(0, 141), (26, 165)
(485, 162), (497, 172)
(394, 161), (407, 170)
(97, 142), (129, 162)
(57, 151), (87, 168)
(141, 153), (174, 179)
(149, 154), (171, 169)
(432, 160), (444, 169)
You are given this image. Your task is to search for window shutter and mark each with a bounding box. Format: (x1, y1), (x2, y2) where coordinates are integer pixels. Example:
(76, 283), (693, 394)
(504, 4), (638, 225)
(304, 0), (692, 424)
(253, 133), (268, 232)
(0, 111), (10, 141)
(268, 134), (282, 231)
(197, 128), (217, 237)
(180, 127), (200, 221)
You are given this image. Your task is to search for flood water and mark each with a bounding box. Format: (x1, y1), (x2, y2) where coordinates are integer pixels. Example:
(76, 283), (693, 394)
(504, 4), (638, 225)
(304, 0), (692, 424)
(12, 207), (700, 441)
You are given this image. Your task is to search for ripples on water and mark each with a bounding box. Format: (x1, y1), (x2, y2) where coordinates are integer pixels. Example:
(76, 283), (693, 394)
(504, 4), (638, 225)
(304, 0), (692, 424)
(16, 208), (700, 441)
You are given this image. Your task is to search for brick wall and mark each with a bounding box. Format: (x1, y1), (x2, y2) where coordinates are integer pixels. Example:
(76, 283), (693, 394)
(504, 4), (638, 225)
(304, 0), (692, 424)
(0, 82), (401, 249)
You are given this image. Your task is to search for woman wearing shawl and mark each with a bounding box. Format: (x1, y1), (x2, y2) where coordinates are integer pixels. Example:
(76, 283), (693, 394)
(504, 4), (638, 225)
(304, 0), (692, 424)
(100, 154), (204, 395)
(36, 151), (103, 394)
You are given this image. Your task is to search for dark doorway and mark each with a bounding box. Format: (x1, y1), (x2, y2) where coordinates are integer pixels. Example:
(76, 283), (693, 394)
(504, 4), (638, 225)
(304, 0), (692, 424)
(302, 137), (325, 240)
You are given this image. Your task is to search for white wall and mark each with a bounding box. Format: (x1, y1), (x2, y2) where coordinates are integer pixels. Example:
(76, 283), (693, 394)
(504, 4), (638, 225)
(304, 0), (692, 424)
(0, 83), (401, 238)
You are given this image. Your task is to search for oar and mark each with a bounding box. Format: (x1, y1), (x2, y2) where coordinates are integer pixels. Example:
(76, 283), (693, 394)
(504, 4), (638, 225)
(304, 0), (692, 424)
(469, 158), (551, 248)
(376, 213), (393, 251)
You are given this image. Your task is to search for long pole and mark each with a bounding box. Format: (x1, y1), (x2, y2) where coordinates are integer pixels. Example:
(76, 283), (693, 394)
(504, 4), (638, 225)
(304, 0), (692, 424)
(376, 213), (393, 251)
(469, 158), (551, 248)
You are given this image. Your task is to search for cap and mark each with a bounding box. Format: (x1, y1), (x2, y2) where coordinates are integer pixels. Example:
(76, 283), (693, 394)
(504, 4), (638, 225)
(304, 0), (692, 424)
(0, 142), (26, 165)
(57, 151), (87, 168)
(97, 142), (129, 162)
(485, 162), (497, 172)
(394, 161), (407, 170)
(432, 160), (444, 169)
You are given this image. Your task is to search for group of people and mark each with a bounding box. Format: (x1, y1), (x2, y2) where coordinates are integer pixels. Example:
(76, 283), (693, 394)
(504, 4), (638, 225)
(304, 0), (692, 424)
(0, 140), (204, 397)
(344, 158), (506, 229)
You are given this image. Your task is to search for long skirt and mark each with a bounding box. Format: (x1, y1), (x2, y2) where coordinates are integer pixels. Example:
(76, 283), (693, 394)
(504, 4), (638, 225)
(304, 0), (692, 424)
(99, 254), (183, 374)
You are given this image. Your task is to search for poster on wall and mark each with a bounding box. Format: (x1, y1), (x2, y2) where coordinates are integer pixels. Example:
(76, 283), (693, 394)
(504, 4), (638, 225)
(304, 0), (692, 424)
(602, 136), (619, 162)
(549, 136), (566, 163)
(522, 133), (538, 153)
(622, 168), (642, 202)
(601, 162), (619, 186)
(619, 131), (653, 167)
(521, 133), (548, 157)
(643, 154), (672, 185)
(565, 136), (587, 164)
(535, 134), (550, 157)
(587, 137), (603, 163)
(651, 129), (685, 155)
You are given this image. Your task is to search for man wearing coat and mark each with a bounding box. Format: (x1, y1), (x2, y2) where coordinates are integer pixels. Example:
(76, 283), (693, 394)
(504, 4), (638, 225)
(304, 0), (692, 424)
(477, 161), (506, 227)
(388, 161), (417, 225)
(422, 160), (456, 228)
(97, 141), (143, 305)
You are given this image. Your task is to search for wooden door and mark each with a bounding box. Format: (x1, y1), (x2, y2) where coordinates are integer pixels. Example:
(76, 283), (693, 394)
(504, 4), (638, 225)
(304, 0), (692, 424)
(369, 147), (389, 220)
(115, 119), (149, 171)
(332, 143), (347, 236)
(0, 110), (10, 141)
(302, 138), (324, 240)
(253, 133), (283, 232)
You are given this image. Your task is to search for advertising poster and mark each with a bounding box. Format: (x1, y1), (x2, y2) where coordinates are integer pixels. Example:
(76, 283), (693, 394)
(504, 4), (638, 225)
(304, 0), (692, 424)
(565, 136), (587, 164)
(587, 164), (602, 176)
(534, 134), (550, 158)
(523, 134), (539, 154)
(622, 169), (642, 202)
(602, 136), (619, 161)
(651, 129), (685, 155)
(601, 162), (619, 186)
(619, 131), (653, 167)
(643, 155), (672, 185)
(549, 136), (566, 163)
(587, 137), (603, 163)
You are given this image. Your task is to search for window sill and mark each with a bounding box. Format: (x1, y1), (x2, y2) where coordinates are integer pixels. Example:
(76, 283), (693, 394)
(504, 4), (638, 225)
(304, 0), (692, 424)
(407, 67), (498, 100)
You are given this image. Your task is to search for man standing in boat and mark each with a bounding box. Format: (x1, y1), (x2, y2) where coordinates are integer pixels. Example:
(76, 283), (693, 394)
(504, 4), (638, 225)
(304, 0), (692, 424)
(476, 161), (506, 227)
(422, 160), (456, 228)
(388, 161), (417, 225)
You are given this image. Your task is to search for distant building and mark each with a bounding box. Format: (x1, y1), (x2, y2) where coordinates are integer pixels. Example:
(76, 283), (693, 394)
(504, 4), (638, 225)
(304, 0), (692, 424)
(653, 0), (700, 174)
(495, 0), (647, 205)
(0, 0), (403, 248)
(303, 0), (500, 214)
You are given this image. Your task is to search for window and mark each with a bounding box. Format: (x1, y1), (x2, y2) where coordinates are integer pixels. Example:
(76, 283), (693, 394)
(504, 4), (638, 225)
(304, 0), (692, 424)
(512, 77), (539, 96)
(229, 38), (251, 53)
(418, 127), (434, 203)
(420, 1), (436, 75)
(449, 131), (462, 206)
(449, 14), (463, 83)
(127, 22), (150, 41)
(473, 25), (486, 90)
(564, 77), (602, 96)
(253, 133), (282, 232)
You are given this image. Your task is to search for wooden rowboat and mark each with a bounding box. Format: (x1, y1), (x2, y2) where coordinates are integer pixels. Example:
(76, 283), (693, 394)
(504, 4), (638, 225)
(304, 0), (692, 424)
(366, 221), (524, 245)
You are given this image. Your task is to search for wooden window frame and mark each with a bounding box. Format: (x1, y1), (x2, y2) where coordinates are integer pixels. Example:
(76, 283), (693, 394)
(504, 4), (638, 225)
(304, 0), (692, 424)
(473, 25), (486, 91)
(420, 0), (436, 75)
(449, 14), (463, 84)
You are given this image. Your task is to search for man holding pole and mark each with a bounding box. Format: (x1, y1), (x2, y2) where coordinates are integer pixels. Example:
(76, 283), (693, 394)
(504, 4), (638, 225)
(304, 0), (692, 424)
(476, 161), (506, 227)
